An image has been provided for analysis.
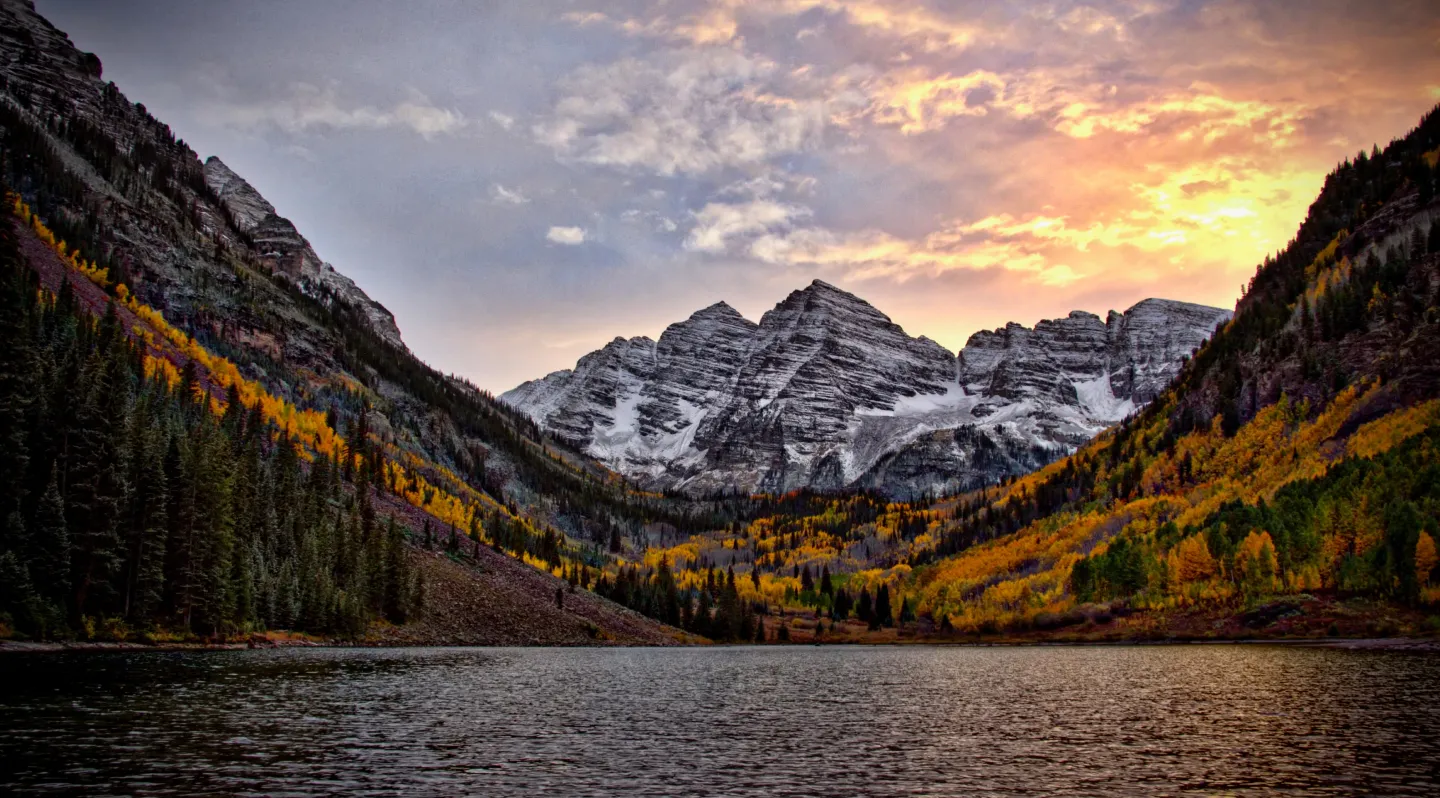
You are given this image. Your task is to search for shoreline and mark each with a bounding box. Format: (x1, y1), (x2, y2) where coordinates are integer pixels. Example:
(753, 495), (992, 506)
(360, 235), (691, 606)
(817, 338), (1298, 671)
(5, 636), (1439, 654)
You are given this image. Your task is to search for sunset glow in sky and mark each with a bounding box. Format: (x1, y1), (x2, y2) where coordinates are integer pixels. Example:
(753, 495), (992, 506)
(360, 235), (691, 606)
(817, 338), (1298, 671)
(45, 0), (1440, 391)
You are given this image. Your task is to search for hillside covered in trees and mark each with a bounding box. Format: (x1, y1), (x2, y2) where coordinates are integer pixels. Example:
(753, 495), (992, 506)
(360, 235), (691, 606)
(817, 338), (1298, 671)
(0, 0), (721, 644)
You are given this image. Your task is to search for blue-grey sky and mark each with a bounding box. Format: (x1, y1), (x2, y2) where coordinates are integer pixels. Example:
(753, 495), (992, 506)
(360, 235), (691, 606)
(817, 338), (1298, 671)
(39, 0), (1440, 391)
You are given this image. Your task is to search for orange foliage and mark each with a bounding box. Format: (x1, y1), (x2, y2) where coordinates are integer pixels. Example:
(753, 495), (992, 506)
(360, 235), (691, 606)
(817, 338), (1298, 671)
(1235, 530), (1280, 594)
(1416, 532), (1437, 587)
(10, 195), (110, 287)
(911, 376), (1436, 630)
(1167, 534), (1217, 584)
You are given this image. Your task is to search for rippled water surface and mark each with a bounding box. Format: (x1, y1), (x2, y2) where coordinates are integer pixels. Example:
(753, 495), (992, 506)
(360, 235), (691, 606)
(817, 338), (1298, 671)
(2, 645), (1439, 796)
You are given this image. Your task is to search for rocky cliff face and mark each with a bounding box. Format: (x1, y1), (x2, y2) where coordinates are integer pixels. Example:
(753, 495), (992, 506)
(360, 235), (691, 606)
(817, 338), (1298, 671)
(0, 0), (598, 519)
(0, 0), (404, 358)
(202, 157), (405, 350)
(504, 282), (1230, 496)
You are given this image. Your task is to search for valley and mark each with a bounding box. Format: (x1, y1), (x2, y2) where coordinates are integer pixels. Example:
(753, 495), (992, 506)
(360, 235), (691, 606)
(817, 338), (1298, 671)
(0, 0), (1438, 653)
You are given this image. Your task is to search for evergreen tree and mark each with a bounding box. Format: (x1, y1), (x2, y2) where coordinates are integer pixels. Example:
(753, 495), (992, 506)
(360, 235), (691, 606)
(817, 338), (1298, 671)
(124, 429), (168, 623)
(874, 584), (893, 629)
(30, 467), (71, 615)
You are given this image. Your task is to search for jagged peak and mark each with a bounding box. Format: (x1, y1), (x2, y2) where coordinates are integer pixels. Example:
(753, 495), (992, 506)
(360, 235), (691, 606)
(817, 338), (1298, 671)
(689, 300), (751, 323)
(800, 278), (869, 304)
(202, 156), (277, 232)
(598, 334), (655, 352)
(202, 155), (248, 189)
(769, 278), (884, 323)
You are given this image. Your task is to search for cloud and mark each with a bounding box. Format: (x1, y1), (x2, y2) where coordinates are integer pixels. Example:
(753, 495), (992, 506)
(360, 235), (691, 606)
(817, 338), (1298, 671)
(864, 65), (1307, 147)
(202, 83), (466, 138)
(564, 1), (989, 52)
(546, 225), (588, 245)
(684, 199), (810, 252)
(534, 48), (850, 176)
(620, 209), (679, 232)
(491, 183), (530, 205)
(753, 223), (1085, 286)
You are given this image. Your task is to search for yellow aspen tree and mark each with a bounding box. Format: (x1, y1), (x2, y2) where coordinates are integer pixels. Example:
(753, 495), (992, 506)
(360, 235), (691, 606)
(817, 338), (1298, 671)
(1416, 532), (1438, 587)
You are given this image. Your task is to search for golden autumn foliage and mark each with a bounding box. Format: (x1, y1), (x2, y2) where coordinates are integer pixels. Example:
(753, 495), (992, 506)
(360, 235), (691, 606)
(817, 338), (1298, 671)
(908, 375), (1440, 632)
(1235, 530), (1280, 595)
(1417, 532), (1438, 587)
(11, 195), (110, 287)
(1167, 534), (1217, 584)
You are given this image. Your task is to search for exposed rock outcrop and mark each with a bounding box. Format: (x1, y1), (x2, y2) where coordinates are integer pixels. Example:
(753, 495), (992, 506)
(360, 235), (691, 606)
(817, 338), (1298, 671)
(203, 157), (406, 350)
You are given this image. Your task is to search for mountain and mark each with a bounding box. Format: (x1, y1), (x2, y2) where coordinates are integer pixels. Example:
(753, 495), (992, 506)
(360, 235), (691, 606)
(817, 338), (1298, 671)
(587, 105), (1440, 646)
(0, 0), (710, 645)
(666, 104), (1440, 644)
(902, 110), (1440, 637)
(201, 156), (406, 350)
(503, 282), (1230, 497)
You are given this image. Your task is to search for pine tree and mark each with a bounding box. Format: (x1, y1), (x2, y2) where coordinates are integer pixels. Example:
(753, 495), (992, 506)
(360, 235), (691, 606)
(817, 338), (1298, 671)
(872, 584), (893, 630)
(31, 466), (71, 613)
(67, 344), (131, 621)
(0, 235), (34, 553)
(899, 595), (916, 624)
(124, 429), (168, 623)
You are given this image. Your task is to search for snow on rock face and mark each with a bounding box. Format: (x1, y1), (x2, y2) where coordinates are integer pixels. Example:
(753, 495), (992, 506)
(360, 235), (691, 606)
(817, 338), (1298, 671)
(502, 282), (1230, 497)
(202, 157), (407, 352)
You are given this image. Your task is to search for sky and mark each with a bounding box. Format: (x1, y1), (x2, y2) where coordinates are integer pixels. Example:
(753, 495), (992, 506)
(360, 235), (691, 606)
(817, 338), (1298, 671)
(40, 0), (1440, 393)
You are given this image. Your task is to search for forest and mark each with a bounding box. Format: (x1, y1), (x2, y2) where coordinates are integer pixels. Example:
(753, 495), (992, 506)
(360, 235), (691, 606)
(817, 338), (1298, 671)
(0, 212), (421, 639)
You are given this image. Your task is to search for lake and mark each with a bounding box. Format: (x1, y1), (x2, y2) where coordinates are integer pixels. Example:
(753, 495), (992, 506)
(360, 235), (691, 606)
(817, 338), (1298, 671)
(1, 645), (1438, 796)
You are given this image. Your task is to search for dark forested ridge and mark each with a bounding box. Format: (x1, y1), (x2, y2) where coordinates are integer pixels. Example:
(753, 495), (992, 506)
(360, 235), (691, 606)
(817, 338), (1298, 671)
(0, 215), (422, 638)
(0, 0), (731, 643)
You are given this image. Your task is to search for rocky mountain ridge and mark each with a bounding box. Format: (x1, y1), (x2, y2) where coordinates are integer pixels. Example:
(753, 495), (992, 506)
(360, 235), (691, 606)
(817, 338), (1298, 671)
(202, 156), (406, 350)
(503, 281), (1232, 497)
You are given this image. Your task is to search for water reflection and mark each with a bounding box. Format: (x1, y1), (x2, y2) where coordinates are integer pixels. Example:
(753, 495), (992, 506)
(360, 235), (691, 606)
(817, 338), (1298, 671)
(2, 645), (1438, 796)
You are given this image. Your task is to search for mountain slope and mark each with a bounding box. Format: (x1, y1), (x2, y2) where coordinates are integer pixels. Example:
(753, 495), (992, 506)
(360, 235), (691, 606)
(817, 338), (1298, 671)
(201, 156), (406, 351)
(0, 0), (708, 644)
(504, 282), (1229, 497)
(893, 107), (1440, 637)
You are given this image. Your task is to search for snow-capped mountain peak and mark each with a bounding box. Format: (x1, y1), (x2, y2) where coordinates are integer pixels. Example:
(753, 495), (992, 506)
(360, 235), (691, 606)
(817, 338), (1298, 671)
(502, 286), (1231, 497)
